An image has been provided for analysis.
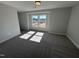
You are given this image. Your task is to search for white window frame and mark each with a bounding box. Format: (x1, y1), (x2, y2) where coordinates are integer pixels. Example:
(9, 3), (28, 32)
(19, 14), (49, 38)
(27, 11), (50, 31)
(31, 14), (47, 29)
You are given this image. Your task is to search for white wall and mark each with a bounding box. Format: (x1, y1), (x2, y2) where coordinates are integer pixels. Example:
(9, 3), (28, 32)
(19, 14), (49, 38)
(49, 8), (71, 34)
(18, 12), (28, 30)
(0, 3), (21, 43)
(18, 7), (71, 35)
(67, 4), (79, 48)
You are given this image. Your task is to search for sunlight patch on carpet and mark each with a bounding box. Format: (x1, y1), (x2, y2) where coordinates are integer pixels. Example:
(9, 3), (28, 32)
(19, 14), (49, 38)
(35, 32), (44, 37)
(30, 36), (42, 43)
(27, 31), (35, 35)
(19, 31), (35, 40)
(20, 34), (31, 39)
(30, 32), (44, 43)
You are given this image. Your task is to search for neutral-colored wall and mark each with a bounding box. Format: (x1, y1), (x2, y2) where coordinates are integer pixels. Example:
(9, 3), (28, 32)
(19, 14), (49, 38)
(49, 8), (71, 34)
(67, 4), (79, 48)
(18, 12), (28, 30)
(0, 3), (20, 43)
(18, 7), (71, 34)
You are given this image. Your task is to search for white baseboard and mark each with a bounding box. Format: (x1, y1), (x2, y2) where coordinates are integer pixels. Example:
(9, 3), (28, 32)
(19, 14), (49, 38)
(48, 31), (79, 49)
(0, 31), (21, 43)
(66, 34), (79, 49)
(48, 31), (66, 35)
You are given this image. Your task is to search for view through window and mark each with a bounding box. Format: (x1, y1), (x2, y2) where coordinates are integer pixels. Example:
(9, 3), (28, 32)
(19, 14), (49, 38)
(32, 14), (47, 28)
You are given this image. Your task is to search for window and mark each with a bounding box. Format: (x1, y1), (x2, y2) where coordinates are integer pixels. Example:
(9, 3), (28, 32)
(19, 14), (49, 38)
(32, 14), (47, 28)
(32, 15), (38, 27)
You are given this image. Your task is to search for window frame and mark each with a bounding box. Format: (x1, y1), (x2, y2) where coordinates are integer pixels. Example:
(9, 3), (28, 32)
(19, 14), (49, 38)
(31, 13), (47, 29)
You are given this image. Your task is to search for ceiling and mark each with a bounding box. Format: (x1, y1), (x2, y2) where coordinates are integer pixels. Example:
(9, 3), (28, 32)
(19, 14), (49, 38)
(0, 1), (79, 12)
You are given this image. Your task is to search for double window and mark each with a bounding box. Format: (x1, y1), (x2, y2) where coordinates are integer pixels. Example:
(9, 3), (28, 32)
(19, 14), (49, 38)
(32, 14), (47, 29)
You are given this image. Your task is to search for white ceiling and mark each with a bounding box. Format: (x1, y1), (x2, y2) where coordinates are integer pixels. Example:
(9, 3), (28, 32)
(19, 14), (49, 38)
(0, 1), (79, 12)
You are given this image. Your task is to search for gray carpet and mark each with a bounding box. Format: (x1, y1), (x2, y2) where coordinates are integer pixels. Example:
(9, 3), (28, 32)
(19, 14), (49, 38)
(0, 31), (79, 58)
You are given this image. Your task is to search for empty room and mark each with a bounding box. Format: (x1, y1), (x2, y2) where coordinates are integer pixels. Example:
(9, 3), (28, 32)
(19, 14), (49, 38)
(0, 0), (79, 58)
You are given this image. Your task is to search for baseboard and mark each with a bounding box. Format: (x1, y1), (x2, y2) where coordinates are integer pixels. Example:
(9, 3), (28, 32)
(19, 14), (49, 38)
(66, 34), (79, 49)
(0, 31), (21, 43)
(48, 31), (66, 35)
(0, 38), (9, 43)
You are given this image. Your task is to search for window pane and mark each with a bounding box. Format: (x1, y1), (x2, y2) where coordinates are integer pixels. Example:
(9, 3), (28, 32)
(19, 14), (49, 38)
(32, 15), (38, 27)
(32, 16), (38, 21)
(39, 15), (47, 28)
(39, 15), (46, 19)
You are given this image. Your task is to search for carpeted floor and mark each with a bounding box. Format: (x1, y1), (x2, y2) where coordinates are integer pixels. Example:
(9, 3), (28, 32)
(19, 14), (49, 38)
(0, 31), (79, 58)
